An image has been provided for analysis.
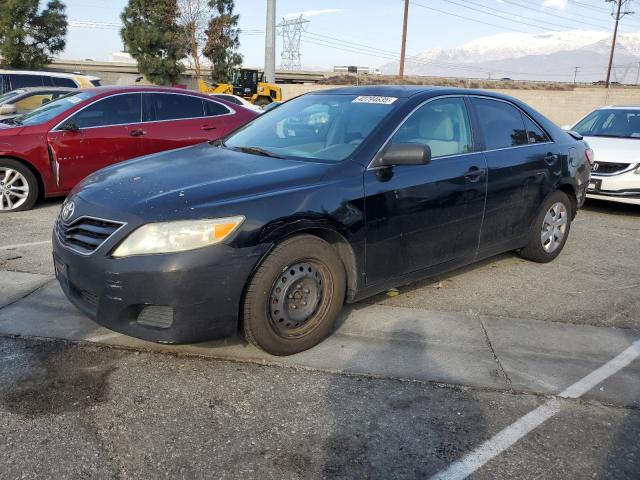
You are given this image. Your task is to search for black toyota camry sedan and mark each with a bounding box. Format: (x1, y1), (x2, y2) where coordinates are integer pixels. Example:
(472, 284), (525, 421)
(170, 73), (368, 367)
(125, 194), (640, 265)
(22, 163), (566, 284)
(53, 86), (592, 355)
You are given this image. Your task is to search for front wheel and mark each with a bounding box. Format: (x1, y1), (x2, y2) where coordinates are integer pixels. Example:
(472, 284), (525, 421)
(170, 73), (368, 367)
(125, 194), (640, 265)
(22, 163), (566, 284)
(0, 158), (39, 212)
(242, 235), (346, 356)
(519, 190), (573, 263)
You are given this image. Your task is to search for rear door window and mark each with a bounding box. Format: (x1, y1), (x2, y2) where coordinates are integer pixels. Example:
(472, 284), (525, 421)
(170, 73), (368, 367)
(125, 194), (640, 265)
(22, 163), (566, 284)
(9, 74), (44, 89)
(68, 93), (142, 128)
(472, 98), (527, 149)
(143, 93), (205, 121)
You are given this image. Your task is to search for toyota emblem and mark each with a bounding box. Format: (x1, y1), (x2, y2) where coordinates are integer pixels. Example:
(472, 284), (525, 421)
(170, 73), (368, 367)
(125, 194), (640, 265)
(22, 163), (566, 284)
(592, 162), (599, 172)
(61, 200), (75, 222)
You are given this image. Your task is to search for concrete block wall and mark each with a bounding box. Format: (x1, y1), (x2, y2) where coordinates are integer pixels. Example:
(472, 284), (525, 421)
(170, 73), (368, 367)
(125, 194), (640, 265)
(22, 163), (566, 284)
(280, 84), (640, 125)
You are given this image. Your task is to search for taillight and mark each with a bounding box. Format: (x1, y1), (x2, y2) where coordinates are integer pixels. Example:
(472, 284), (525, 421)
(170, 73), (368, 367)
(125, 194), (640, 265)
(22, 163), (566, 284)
(585, 148), (595, 166)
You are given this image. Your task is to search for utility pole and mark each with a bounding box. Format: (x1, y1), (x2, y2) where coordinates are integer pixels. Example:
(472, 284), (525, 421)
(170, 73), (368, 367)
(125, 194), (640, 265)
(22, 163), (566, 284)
(264, 0), (276, 83)
(605, 0), (634, 88)
(573, 66), (580, 84)
(399, 0), (409, 79)
(636, 61), (640, 85)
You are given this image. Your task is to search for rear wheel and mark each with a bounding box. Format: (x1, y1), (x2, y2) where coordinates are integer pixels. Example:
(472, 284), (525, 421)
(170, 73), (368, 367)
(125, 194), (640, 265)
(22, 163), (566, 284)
(242, 235), (346, 356)
(0, 158), (38, 212)
(519, 190), (572, 263)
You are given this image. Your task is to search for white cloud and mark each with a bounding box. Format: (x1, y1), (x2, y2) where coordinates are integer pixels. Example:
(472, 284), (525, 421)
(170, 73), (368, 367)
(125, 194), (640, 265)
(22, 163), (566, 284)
(542, 0), (568, 9)
(284, 9), (343, 20)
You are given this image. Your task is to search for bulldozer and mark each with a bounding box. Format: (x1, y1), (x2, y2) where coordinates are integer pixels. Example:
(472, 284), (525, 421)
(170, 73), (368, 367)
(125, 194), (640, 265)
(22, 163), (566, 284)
(198, 68), (282, 106)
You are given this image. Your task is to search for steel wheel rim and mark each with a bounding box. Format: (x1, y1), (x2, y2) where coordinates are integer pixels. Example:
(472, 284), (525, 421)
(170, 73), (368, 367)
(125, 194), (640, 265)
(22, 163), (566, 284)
(0, 167), (29, 211)
(268, 261), (329, 339)
(541, 201), (568, 253)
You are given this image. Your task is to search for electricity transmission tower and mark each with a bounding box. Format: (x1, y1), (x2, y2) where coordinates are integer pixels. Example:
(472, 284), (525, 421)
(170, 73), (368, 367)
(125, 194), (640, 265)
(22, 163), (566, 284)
(605, 0), (635, 87)
(277, 15), (309, 70)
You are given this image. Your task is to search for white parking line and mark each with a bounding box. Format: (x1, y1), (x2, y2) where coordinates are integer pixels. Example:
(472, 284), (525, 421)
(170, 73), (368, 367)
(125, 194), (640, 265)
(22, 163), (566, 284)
(431, 339), (640, 480)
(85, 332), (122, 343)
(0, 240), (51, 250)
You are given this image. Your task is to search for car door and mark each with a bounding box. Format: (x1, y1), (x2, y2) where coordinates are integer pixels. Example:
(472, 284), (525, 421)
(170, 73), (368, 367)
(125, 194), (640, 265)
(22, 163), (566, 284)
(139, 93), (232, 157)
(47, 93), (143, 190)
(363, 96), (487, 284)
(470, 97), (559, 252)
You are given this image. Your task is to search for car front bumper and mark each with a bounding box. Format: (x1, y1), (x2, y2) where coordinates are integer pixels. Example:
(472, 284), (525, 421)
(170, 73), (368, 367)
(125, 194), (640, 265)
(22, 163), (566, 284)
(53, 233), (268, 343)
(587, 169), (640, 205)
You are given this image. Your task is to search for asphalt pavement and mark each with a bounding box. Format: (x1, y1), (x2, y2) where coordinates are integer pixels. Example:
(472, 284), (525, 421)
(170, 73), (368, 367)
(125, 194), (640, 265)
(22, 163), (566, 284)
(0, 197), (638, 479)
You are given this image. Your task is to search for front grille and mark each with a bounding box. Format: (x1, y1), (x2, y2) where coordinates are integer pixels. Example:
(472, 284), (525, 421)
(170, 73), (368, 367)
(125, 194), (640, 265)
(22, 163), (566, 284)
(592, 162), (632, 175)
(55, 216), (124, 255)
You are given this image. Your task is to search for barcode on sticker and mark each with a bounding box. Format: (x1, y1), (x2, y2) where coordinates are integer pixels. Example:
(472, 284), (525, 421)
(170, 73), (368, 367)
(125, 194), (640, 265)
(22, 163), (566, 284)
(352, 96), (398, 105)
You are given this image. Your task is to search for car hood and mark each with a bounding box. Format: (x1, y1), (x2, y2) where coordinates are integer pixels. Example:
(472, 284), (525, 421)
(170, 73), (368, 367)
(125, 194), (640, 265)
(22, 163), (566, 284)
(583, 135), (640, 164)
(74, 142), (332, 220)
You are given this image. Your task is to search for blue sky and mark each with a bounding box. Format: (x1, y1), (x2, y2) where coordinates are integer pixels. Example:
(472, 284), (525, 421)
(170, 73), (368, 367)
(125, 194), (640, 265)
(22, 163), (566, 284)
(63, 0), (640, 68)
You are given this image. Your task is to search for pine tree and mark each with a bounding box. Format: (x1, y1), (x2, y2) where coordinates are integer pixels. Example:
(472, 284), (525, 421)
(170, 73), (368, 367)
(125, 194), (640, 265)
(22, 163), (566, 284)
(0, 0), (67, 69)
(121, 0), (188, 86)
(203, 0), (242, 83)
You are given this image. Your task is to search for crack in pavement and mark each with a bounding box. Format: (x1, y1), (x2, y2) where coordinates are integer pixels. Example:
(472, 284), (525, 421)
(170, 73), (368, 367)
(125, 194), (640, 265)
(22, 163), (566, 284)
(478, 316), (513, 392)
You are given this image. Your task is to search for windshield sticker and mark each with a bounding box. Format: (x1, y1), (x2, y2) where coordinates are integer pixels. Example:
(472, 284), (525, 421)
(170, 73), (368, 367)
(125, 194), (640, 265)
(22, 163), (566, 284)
(352, 96), (398, 105)
(66, 96), (82, 104)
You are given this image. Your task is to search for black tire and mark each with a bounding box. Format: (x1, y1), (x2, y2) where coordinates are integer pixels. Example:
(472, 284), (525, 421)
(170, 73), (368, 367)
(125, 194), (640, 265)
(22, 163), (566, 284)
(0, 158), (39, 212)
(519, 190), (573, 263)
(242, 235), (346, 356)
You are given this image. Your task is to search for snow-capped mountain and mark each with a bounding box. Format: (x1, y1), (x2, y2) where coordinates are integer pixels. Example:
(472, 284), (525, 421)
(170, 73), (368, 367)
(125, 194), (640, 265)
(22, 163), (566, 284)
(381, 31), (640, 83)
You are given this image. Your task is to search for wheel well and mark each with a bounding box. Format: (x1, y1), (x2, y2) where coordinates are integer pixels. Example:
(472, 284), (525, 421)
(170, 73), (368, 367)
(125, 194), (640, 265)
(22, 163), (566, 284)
(0, 156), (45, 199)
(558, 184), (578, 218)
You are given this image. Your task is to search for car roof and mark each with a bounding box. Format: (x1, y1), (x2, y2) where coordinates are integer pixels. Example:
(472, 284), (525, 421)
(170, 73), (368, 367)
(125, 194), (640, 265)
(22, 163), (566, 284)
(84, 85), (213, 95)
(602, 105), (640, 109)
(310, 84), (522, 102)
(0, 69), (95, 79)
(10, 86), (77, 93)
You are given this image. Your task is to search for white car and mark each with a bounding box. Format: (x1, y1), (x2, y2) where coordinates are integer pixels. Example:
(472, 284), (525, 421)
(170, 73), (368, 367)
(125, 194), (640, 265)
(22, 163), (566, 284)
(208, 93), (264, 113)
(569, 105), (640, 205)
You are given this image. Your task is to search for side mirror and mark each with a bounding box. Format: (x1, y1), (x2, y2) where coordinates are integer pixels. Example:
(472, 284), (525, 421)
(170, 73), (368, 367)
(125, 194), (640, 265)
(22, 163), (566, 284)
(0, 104), (17, 115)
(59, 122), (80, 133)
(379, 143), (431, 167)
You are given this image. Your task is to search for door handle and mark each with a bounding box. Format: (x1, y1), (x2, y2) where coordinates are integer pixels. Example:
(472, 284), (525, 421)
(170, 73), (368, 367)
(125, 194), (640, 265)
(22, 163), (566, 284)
(544, 153), (559, 164)
(129, 128), (146, 137)
(464, 166), (485, 182)
(201, 125), (217, 131)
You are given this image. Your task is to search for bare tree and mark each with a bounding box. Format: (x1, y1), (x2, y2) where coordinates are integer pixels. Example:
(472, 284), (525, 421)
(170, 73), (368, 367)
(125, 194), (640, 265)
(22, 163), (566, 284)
(177, 0), (210, 80)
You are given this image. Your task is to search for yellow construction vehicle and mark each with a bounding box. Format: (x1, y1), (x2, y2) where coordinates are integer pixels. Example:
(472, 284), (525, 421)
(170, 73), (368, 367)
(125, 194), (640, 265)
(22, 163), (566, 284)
(198, 68), (281, 106)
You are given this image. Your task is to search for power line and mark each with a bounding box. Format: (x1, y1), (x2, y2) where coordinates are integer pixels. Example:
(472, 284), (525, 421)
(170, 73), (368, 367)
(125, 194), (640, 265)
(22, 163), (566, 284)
(500, 0), (614, 30)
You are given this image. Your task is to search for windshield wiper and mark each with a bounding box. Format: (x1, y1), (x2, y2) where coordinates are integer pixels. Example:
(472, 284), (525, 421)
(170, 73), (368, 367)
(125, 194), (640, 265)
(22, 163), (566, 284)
(234, 146), (284, 158)
(4, 117), (22, 125)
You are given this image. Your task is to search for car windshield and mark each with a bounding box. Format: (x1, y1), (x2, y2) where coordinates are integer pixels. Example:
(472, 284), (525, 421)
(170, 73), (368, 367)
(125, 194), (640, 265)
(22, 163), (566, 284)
(224, 94), (400, 162)
(573, 109), (640, 139)
(13, 91), (95, 126)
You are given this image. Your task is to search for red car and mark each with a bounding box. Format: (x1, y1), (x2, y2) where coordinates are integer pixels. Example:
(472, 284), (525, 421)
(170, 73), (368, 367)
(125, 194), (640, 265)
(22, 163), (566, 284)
(0, 86), (258, 212)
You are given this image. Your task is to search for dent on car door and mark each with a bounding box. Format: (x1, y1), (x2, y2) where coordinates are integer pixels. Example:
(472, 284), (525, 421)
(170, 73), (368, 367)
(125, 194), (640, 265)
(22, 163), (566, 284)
(47, 93), (143, 190)
(363, 97), (487, 284)
(470, 97), (558, 250)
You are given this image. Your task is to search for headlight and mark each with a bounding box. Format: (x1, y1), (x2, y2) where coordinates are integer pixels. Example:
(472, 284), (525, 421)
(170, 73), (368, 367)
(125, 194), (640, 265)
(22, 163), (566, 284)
(112, 216), (244, 257)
